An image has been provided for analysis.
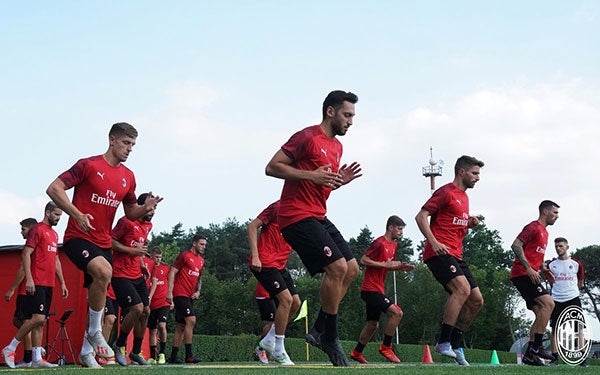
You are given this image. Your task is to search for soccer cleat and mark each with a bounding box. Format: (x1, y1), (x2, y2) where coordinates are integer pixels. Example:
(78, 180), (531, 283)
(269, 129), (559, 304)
(15, 360), (32, 368)
(113, 344), (127, 366)
(271, 351), (294, 366)
(186, 355), (202, 363)
(529, 345), (554, 360)
(547, 356), (558, 366)
(2, 347), (16, 369)
(129, 352), (150, 366)
(147, 358), (157, 365)
(255, 346), (269, 365)
(168, 357), (184, 364)
(350, 349), (369, 364)
(79, 352), (101, 368)
(453, 348), (470, 366)
(305, 326), (322, 348)
(31, 359), (58, 368)
(87, 330), (114, 358)
(258, 337), (276, 356)
(522, 351), (546, 366)
(157, 353), (166, 364)
(379, 344), (400, 363)
(320, 337), (350, 367)
(434, 342), (457, 358)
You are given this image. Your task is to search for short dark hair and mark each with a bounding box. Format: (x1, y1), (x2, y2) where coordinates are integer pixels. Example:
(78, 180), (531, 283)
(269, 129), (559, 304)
(539, 200), (559, 214)
(109, 122), (138, 138)
(150, 246), (162, 255)
(454, 155), (484, 174)
(386, 215), (406, 229)
(554, 237), (568, 244)
(20, 218), (37, 227)
(137, 192), (151, 205)
(45, 201), (58, 213)
(192, 234), (207, 243)
(322, 90), (358, 120)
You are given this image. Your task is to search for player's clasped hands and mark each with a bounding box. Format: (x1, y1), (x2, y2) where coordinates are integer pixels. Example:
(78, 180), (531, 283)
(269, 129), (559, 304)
(312, 164), (343, 188)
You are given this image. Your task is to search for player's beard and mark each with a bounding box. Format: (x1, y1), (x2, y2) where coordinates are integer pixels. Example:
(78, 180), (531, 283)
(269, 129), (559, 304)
(331, 117), (347, 136)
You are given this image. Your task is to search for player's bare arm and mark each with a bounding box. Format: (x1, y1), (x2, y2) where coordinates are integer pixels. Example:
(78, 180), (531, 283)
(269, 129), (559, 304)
(246, 218), (264, 272)
(47, 178), (96, 231)
(415, 209), (449, 255)
(111, 239), (147, 257)
(332, 162), (362, 189)
(511, 238), (540, 284)
(166, 266), (178, 303)
(266, 149), (341, 186)
(192, 277), (202, 300)
(5, 265), (25, 301)
(55, 255), (69, 298)
(124, 192), (163, 222)
(21, 246), (35, 294)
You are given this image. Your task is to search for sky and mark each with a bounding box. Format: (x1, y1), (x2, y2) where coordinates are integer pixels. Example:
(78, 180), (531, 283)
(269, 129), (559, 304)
(1, 1), (599, 338)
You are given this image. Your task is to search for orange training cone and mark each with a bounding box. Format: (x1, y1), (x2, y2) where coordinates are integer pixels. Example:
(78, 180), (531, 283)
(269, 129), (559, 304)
(422, 345), (434, 364)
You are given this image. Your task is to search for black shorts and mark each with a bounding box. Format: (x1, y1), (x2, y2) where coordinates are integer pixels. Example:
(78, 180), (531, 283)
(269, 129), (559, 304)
(252, 268), (298, 298)
(147, 306), (170, 329)
(550, 297), (582, 329)
(24, 286), (53, 318)
(14, 295), (28, 321)
(111, 277), (149, 309)
(173, 296), (195, 324)
(511, 275), (549, 310)
(62, 238), (112, 288)
(425, 254), (478, 292)
(361, 291), (396, 322)
(281, 217), (354, 277)
(104, 297), (119, 317)
(256, 298), (276, 322)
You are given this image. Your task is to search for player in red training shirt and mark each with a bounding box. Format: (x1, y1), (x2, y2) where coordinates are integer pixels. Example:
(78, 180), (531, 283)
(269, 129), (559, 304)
(166, 234), (206, 364)
(2, 202), (68, 368)
(46, 122), (163, 368)
(253, 282), (275, 364)
(350, 216), (414, 364)
(110, 193), (156, 366)
(4, 218), (37, 367)
(415, 155), (484, 366)
(147, 247), (172, 365)
(248, 201), (301, 365)
(266, 90), (362, 367)
(510, 200), (559, 366)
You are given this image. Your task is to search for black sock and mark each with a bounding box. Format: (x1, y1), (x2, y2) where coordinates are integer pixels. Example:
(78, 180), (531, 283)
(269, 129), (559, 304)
(159, 342), (166, 354)
(314, 309), (326, 332)
(132, 337), (143, 354)
(383, 335), (393, 347)
(526, 341), (534, 352)
(170, 346), (179, 360)
(450, 328), (464, 349)
(534, 333), (543, 348)
(439, 323), (454, 343)
(552, 352), (558, 359)
(150, 345), (157, 359)
(116, 331), (128, 348)
(23, 350), (32, 363)
(185, 344), (193, 358)
(354, 342), (366, 352)
(322, 312), (339, 341)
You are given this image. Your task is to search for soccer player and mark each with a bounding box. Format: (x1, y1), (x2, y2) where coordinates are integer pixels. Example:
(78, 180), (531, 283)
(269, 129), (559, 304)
(265, 90), (362, 366)
(253, 283), (275, 365)
(543, 237), (588, 366)
(415, 155), (485, 366)
(248, 200), (301, 365)
(147, 247), (171, 365)
(110, 193), (157, 366)
(4, 218), (37, 367)
(2, 202), (68, 368)
(166, 234), (206, 364)
(350, 215), (414, 364)
(46, 122), (163, 368)
(510, 200), (559, 366)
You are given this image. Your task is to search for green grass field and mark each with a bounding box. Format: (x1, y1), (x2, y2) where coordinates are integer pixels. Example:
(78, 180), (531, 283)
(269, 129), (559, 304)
(0, 362), (595, 374)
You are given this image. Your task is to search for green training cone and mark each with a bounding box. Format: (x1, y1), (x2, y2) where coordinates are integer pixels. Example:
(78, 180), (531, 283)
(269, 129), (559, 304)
(490, 349), (500, 365)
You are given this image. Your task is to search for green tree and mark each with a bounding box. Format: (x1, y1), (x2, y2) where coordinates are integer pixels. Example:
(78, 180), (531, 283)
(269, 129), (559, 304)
(572, 245), (600, 323)
(348, 226), (374, 261)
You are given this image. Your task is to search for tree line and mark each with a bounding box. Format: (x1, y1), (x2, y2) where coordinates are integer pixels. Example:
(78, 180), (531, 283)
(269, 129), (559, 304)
(147, 217), (600, 351)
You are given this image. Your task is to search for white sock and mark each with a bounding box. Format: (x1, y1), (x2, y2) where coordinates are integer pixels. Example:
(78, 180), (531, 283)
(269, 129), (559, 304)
(274, 334), (285, 354)
(88, 307), (103, 334)
(265, 324), (276, 341)
(7, 338), (20, 352)
(81, 332), (94, 355)
(32, 347), (42, 362)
